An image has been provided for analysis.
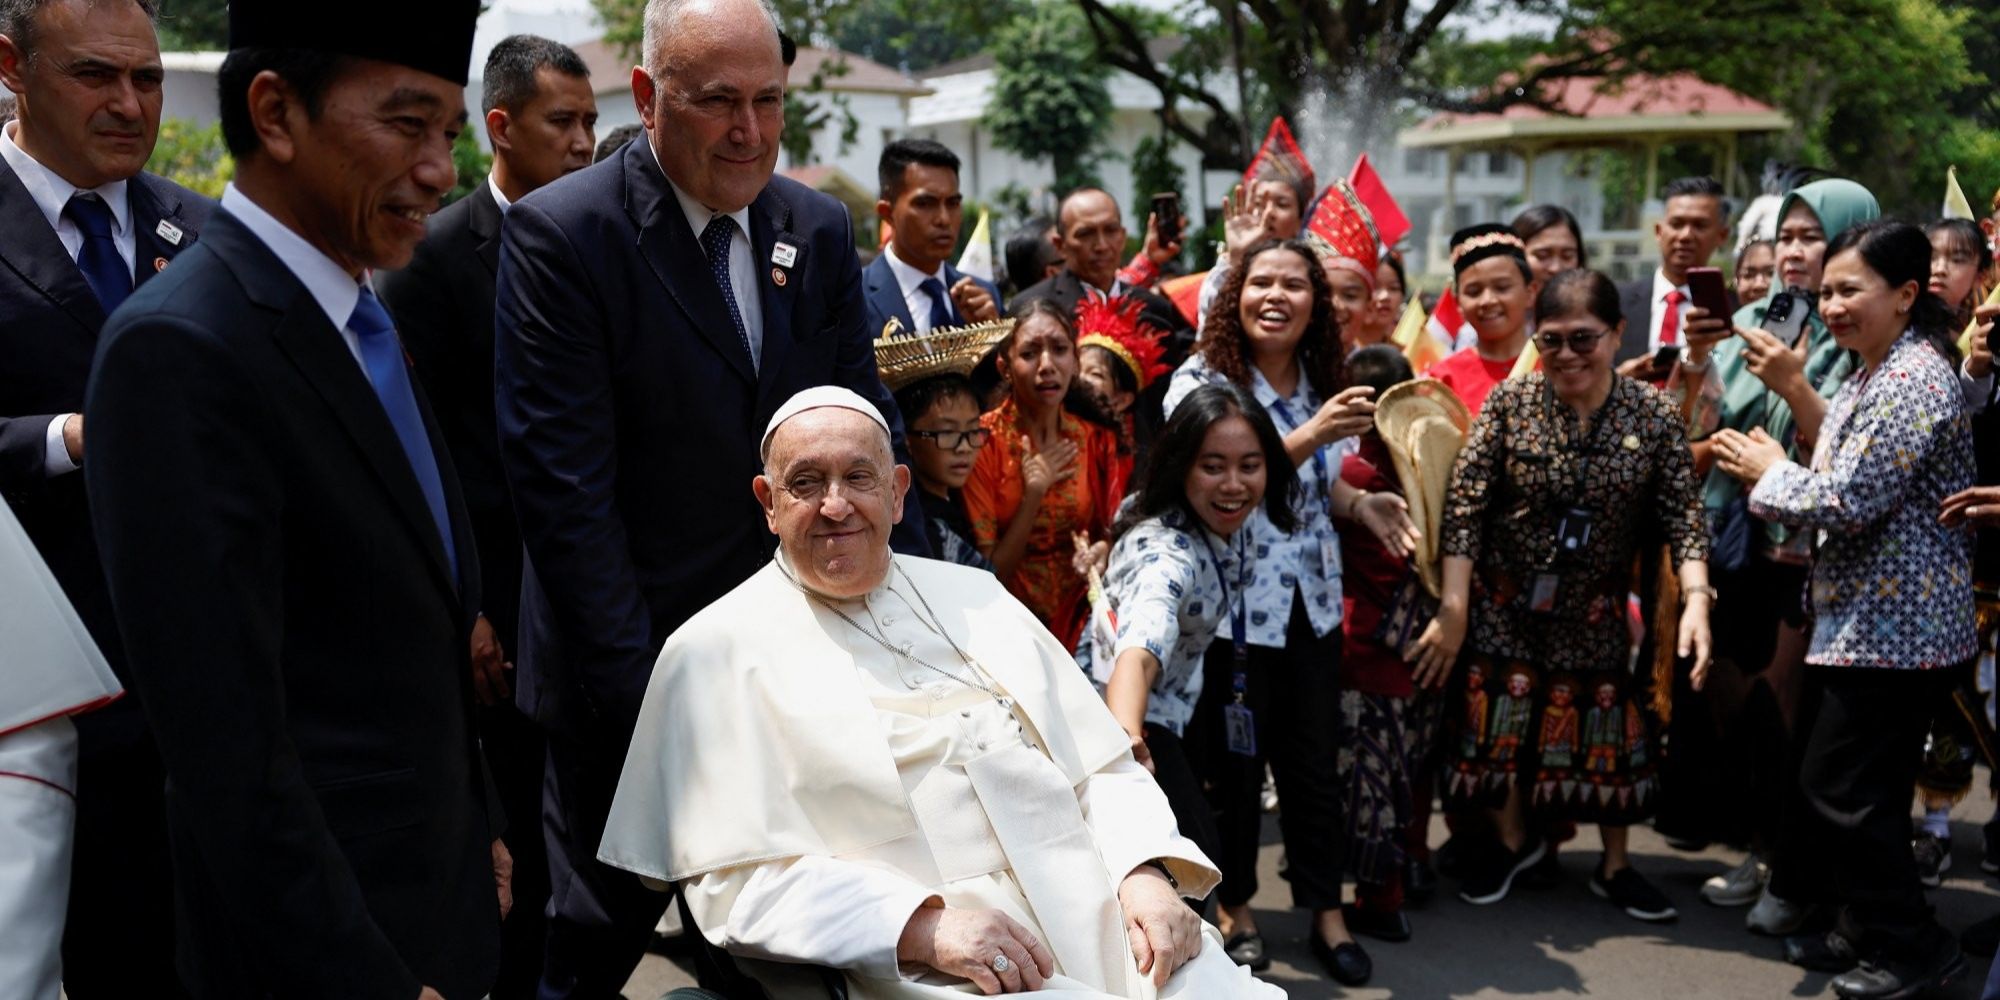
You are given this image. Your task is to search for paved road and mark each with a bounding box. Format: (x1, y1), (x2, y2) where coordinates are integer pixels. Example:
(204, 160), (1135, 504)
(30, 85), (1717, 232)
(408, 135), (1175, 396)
(626, 792), (2000, 998)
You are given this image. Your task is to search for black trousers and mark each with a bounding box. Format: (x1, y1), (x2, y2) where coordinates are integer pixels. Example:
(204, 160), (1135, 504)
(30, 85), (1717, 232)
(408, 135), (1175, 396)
(484, 699), (550, 1000)
(538, 729), (670, 999)
(1771, 663), (1962, 962)
(1145, 723), (1220, 869)
(1186, 593), (1345, 912)
(61, 705), (187, 999)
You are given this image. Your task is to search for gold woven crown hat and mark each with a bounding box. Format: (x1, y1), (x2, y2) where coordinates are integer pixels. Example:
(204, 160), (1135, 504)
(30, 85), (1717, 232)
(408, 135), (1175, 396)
(873, 318), (1015, 391)
(1373, 378), (1472, 597)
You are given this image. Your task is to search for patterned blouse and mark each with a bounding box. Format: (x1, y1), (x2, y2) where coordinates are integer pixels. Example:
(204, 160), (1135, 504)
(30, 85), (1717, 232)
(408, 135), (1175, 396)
(963, 398), (1125, 650)
(1092, 508), (1248, 736)
(1442, 374), (1708, 672)
(1748, 331), (1978, 669)
(1164, 353), (1353, 646)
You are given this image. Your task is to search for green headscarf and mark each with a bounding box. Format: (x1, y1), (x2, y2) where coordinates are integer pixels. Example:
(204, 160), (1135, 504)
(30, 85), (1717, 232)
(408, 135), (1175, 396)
(1700, 179), (1880, 552)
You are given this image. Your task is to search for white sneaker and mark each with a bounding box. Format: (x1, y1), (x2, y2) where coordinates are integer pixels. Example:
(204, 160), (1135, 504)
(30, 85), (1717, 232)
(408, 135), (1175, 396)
(1745, 885), (1809, 936)
(1701, 854), (1769, 907)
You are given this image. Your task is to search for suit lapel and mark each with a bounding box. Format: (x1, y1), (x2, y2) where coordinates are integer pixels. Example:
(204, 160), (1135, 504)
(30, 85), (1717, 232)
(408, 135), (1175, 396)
(467, 182), (502, 276)
(211, 216), (461, 600)
(750, 186), (805, 405)
(128, 175), (198, 291)
(623, 143), (757, 383)
(0, 156), (106, 333)
(865, 254), (917, 338)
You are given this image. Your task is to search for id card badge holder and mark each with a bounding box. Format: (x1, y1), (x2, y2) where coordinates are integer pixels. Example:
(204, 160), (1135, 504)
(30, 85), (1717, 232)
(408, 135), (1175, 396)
(1320, 533), (1340, 581)
(1224, 641), (1256, 757)
(1528, 573), (1560, 613)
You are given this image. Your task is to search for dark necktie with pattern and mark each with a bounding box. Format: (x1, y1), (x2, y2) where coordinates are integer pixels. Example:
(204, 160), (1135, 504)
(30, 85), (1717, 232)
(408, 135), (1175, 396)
(918, 276), (956, 330)
(699, 214), (756, 370)
(64, 192), (133, 313)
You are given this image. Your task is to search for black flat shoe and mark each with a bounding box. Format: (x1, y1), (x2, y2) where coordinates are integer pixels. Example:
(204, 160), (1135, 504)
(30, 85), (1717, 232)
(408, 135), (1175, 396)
(1342, 904), (1413, 942)
(1310, 934), (1372, 986)
(1223, 931), (1270, 972)
(1832, 949), (1967, 1000)
(1784, 930), (1859, 973)
(1404, 857), (1439, 905)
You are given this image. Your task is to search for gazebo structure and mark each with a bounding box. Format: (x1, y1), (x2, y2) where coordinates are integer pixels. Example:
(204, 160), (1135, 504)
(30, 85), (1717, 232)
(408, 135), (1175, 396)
(1398, 72), (1791, 278)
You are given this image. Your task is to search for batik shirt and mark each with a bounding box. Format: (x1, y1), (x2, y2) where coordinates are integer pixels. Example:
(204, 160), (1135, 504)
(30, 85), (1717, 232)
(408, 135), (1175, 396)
(1164, 354), (1353, 646)
(1441, 374), (1707, 672)
(1749, 331), (1978, 669)
(1096, 508), (1247, 736)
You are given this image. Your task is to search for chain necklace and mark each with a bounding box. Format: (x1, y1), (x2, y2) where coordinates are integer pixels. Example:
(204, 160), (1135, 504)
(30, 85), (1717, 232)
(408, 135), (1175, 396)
(782, 560), (1010, 705)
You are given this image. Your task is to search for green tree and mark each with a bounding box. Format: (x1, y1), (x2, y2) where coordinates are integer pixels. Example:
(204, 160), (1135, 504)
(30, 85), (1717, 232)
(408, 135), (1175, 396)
(449, 127), (491, 205)
(144, 119), (232, 197)
(154, 0), (229, 50)
(984, 3), (1113, 194)
(828, 0), (1029, 72)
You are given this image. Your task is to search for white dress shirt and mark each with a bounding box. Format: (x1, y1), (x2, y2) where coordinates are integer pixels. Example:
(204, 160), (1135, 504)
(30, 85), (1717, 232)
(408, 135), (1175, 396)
(883, 242), (954, 334)
(1647, 268), (1691, 356)
(649, 135), (763, 369)
(486, 173), (512, 213)
(3, 122), (135, 478)
(219, 184), (370, 369)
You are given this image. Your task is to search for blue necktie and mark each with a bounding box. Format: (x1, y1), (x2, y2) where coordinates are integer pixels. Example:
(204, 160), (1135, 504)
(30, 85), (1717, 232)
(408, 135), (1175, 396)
(347, 288), (457, 577)
(918, 276), (956, 331)
(64, 193), (132, 313)
(698, 214), (756, 370)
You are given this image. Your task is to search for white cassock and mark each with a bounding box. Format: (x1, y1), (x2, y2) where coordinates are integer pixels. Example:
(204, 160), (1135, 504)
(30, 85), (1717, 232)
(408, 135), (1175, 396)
(0, 502), (124, 999)
(601, 554), (1281, 999)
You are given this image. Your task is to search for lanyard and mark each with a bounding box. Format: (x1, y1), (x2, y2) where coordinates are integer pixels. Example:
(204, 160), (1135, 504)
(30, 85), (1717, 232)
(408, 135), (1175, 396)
(1266, 397), (1329, 498)
(1199, 530), (1251, 700)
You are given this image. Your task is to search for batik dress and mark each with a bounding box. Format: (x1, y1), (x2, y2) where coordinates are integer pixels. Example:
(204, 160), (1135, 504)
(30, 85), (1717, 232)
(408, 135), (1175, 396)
(964, 398), (1126, 651)
(1438, 375), (1706, 824)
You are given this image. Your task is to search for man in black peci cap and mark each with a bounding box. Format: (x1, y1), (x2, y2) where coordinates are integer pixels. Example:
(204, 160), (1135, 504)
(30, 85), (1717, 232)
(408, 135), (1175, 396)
(83, 1), (506, 997)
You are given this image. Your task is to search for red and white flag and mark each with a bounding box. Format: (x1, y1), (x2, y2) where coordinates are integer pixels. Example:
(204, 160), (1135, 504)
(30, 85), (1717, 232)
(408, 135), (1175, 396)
(1426, 286), (1471, 352)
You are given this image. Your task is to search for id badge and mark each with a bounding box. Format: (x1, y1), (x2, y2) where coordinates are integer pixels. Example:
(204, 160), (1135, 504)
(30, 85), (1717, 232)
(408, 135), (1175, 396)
(1529, 573), (1560, 613)
(1321, 534), (1340, 579)
(1224, 703), (1258, 757)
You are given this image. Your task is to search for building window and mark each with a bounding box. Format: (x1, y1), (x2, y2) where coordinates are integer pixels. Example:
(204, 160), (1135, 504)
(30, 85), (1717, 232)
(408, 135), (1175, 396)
(1403, 149), (1432, 175)
(1488, 152), (1513, 176)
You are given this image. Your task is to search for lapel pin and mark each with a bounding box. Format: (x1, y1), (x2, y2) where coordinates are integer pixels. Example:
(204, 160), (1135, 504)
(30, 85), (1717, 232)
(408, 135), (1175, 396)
(153, 256), (169, 272)
(771, 267), (788, 287)
(771, 241), (798, 269)
(155, 220), (183, 246)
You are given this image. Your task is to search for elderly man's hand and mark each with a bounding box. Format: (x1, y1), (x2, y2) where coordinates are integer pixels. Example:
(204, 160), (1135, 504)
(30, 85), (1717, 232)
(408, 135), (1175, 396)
(898, 905), (1054, 994)
(1119, 864), (1199, 988)
(470, 614), (511, 706)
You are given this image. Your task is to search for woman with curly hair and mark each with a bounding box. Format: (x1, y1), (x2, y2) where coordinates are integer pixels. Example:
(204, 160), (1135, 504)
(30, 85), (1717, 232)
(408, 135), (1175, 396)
(1162, 238), (1418, 986)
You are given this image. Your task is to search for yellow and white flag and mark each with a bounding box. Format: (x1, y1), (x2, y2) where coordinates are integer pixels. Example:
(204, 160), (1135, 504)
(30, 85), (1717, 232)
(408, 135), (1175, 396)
(1946, 165), (1976, 221)
(956, 209), (995, 283)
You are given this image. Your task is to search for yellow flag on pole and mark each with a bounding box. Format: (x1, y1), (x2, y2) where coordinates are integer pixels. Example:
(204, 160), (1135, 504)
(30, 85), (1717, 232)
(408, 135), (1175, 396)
(1393, 299), (1445, 373)
(1509, 337), (1541, 379)
(1945, 166), (1977, 221)
(1959, 282), (2000, 357)
(955, 209), (995, 282)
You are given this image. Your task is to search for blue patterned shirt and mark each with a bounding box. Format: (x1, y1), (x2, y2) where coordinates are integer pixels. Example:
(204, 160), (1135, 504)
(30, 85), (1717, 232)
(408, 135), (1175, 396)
(1164, 354), (1350, 646)
(1094, 509), (1247, 735)
(1749, 331), (1978, 669)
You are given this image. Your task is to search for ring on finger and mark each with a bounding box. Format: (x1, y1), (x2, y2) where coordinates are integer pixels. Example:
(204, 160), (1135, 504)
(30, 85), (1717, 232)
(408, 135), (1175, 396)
(992, 953), (1014, 975)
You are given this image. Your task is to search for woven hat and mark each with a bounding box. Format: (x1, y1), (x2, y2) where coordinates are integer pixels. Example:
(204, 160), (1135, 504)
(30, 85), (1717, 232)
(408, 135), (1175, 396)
(874, 319), (1013, 392)
(1374, 378), (1472, 597)
(1302, 180), (1382, 289)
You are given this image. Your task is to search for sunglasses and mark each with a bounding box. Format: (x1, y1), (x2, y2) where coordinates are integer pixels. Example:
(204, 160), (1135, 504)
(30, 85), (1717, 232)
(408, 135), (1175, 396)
(1532, 330), (1610, 355)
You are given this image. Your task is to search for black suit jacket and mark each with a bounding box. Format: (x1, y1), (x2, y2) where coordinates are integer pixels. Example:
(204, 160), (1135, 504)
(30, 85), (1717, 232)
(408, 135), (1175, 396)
(376, 182), (523, 647)
(1616, 272), (1740, 365)
(495, 139), (925, 737)
(1615, 276), (1657, 365)
(861, 250), (1005, 338)
(85, 210), (499, 999)
(0, 163), (208, 743)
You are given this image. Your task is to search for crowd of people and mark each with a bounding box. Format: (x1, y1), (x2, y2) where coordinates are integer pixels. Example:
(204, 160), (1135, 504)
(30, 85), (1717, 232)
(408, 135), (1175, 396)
(5, 0), (2000, 998)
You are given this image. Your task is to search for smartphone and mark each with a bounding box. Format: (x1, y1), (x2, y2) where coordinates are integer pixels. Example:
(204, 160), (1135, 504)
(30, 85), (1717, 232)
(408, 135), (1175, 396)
(1761, 286), (1809, 347)
(1685, 266), (1730, 321)
(1150, 192), (1182, 244)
